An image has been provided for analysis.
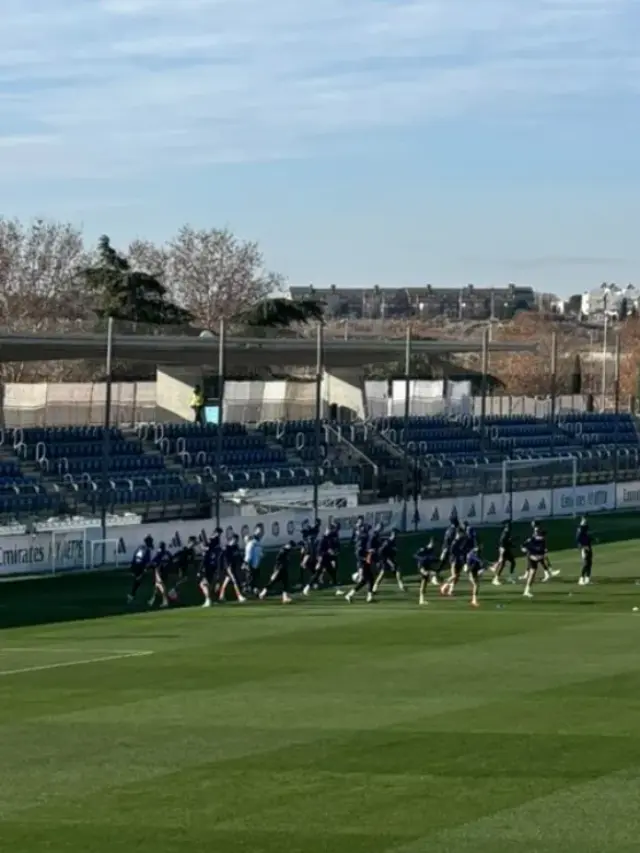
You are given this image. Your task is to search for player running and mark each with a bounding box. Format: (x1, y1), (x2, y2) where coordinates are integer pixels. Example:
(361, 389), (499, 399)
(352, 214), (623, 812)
(302, 518), (321, 551)
(415, 538), (437, 605)
(368, 522), (384, 562)
(328, 521), (342, 586)
(259, 541), (294, 603)
(302, 526), (342, 596)
(440, 527), (467, 597)
(243, 531), (263, 595)
(491, 521), (516, 585)
(576, 516), (594, 585)
(364, 522), (384, 584)
(438, 519), (459, 581)
(345, 540), (376, 603)
(531, 520), (560, 582)
(127, 534), (154, 603)
(466, 545), (483, 608)
(344, 522), (383, 603)
(218, 533), (246, 602)
(168, 535), (200, 602)
(461, 520), (477, 570)
(521, 524), (548, 598)
(148, 541), (172, 608)
(352, 519), (370, 584)
(373, 530), (405, 593)
(199, 529), (223, 608)
(299, 520), (319, 588)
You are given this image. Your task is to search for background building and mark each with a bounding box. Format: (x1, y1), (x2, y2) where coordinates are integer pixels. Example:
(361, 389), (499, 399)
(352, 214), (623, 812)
(581, 284), (639, 320)
(290, 283), (536, 321)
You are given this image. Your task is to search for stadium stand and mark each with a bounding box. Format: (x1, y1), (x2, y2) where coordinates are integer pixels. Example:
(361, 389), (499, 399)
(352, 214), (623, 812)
(0, 411), (638, 525)
(370, 412), (640, 495)
(258, 420), (364, 487)
(373, 415), (487, 462)
(141, 421), (329, 492)
(0, 426), (206, 522)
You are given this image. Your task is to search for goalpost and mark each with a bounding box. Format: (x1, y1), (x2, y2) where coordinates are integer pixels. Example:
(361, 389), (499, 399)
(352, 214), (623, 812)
(49, 528), (88, 574)
(44, 529), (124, 574)
(499, 456), (578, 520)
(89, 539), (124, 572)
(442, 455), (579, 525)
(221, 483), (361, 548)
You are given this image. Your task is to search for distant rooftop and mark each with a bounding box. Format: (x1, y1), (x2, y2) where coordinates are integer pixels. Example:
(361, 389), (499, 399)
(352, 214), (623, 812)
(289, 283), (536, 321)
(290, 283), (534, 296)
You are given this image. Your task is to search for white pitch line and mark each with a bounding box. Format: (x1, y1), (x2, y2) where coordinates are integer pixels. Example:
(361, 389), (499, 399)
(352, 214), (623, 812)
(0, 650), (153, 677)
(0, 647), (149, 654)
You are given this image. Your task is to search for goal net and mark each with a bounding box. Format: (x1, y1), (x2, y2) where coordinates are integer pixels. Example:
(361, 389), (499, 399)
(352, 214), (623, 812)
(218, 483), (361, 547)
(47, 531), (125, 573)
(427, 455), (579, 524)
(90, 538), (124, 571)
(49, 528), (88, 574)
(498, 456), (578, 521)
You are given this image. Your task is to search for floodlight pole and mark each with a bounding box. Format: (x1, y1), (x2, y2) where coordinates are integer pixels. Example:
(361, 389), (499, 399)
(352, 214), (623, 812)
(402, 324), (412, 532)
(480, 326), (489, 450)
(613, 331), (621, 489)
(100, 316), (114, 551)
(214, 317), (226, 528)
(312, 323), (323, 520)
(601, 292), (609, 411)
(549, 331), (557, 487)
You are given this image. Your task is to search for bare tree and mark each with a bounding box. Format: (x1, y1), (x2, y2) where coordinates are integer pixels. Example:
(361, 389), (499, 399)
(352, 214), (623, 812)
(127, 238), (170, 282)
(0, 217), (90, 380)
(618, 317), (640, 398)
(490, 312), (582, 395)
(166, 225), (282, 329)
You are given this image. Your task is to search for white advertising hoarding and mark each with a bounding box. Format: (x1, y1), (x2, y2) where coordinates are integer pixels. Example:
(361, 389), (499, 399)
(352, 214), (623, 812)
(552, 483), (615, 516)
(616, 482), (640, 509)
(0, 480), (635, 578)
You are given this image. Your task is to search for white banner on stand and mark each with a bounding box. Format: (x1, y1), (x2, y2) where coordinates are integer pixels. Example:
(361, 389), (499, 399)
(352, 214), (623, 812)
(552, 483), (615, 516)
(510, 490), (553, 521)
(615, 481), (640, 509)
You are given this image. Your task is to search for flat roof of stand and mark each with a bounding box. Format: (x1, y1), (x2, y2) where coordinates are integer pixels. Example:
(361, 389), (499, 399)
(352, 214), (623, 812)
(0, 333), (537, 369)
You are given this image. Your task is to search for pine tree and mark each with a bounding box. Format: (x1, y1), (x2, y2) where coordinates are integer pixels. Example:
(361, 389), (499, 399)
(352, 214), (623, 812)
(84, 235), (192, 328)
(235, 296), (324, 329)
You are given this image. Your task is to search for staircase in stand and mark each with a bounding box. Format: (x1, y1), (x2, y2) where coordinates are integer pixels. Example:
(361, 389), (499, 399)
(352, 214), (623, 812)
(248, 426), (305, 470)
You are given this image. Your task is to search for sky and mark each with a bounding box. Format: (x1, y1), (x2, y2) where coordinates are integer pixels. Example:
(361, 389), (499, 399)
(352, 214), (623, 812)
(1, 0), (639, 295)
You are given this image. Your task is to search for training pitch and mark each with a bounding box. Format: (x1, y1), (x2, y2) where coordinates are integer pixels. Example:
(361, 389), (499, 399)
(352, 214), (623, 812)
(1, 520), (640, 852)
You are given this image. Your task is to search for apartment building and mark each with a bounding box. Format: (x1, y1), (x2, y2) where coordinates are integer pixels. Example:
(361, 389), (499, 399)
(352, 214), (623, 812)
(581, 285), (639, 319)
(290, 283), (536, 320)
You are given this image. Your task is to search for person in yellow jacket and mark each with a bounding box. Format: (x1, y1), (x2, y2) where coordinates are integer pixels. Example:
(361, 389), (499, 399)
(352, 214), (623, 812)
(190, 385), (205, 426)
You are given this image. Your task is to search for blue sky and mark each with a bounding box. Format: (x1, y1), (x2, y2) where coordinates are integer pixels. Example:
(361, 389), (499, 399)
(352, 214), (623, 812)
(1, 0), (638, 295)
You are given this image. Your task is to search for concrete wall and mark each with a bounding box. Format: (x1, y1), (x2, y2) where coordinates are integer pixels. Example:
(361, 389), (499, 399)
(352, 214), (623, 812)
(156, 367), (203, 422)
(365, 382), (592, 418)
(224, 380), (271, 423)
(322, 369), (365, 420)
(224, 373), (365, 423)
(225, 380), (324, 423)
(0, 377), (598, 430)
(281, 381), (318, 421)
(366, 379), (470, 417)
(0, 382), (156, 428)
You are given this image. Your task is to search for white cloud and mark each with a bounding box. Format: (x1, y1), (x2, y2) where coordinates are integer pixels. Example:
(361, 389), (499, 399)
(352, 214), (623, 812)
(0, 0), (636, 179)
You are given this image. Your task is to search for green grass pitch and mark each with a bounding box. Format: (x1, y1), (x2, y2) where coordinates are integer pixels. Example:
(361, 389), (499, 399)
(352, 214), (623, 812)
(1, 514), (640, 852)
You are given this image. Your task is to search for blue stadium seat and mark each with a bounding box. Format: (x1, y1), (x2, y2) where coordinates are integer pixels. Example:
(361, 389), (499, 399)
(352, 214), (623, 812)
(1, 411), (635, 523)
